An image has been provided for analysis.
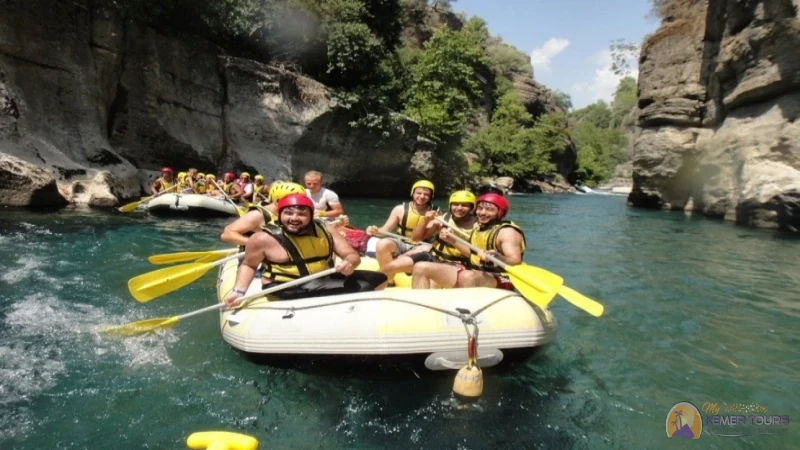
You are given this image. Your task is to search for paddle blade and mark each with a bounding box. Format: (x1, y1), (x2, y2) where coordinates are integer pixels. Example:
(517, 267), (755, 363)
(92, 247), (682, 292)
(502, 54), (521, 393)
(128, 262), (213, 302)
(148, 249), (235, 265)
(504, 264), (564, 309)
(118, 198), (148, 213)
(557, 285), (605, 317)
(100, 316), (179, 336)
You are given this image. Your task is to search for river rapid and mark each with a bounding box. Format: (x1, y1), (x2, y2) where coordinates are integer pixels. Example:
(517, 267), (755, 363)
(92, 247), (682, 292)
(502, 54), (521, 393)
(1, 194), (798, 449)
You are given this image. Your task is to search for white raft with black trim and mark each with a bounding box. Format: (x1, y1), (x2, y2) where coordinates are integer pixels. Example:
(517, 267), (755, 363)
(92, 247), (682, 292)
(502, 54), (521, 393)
(146, 193), (239, 218)
(216, 258), (557, 370)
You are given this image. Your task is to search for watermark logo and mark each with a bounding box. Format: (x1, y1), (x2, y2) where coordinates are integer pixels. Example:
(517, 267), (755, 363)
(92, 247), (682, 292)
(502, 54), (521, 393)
(666, 402), (702, 439)
(702, 402), (789, 437)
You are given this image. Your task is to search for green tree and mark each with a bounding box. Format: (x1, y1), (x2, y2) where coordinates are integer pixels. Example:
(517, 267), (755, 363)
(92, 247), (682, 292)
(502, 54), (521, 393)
(552, 90), (573, 112)
(463, 92), (565, 181)
(610, 76), (638, 128)
(570, 121), (628, 186)
(486, 40), (533, 78)
(402, 28), (486, 142)
(570, 100), (613, 128)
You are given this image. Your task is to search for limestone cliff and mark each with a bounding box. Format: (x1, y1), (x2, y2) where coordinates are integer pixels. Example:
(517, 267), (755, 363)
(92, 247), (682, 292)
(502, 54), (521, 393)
(0, 0), (431, 207)
(630, 0), (800, 231)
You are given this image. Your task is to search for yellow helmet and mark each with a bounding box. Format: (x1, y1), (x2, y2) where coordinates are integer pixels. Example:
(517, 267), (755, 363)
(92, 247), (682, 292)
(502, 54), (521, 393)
(410, 180), (435, 198)
(206, 174), (216, 180)
(254, 174), (265, 181)
(240, 172), (250, 179)
(449, 190), (476, 207)
(196, 172), (205, 179)
(177, 171), (187, 180)
(268, 181), (306, 203)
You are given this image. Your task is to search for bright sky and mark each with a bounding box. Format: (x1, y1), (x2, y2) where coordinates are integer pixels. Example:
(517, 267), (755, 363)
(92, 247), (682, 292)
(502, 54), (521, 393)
(454, 0), (660, 109)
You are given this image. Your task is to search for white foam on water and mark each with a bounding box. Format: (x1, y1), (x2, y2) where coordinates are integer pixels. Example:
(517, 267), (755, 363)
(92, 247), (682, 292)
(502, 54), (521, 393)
(0, 293), (177, 440)
(1, 256), (47, 284)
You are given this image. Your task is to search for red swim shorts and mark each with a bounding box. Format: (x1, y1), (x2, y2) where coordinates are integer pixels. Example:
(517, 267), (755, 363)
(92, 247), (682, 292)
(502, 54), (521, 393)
(493, 274), (514, 291)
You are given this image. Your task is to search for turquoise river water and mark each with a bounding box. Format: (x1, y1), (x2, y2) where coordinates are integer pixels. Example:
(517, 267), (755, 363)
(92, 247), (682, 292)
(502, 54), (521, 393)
(0, 194), (798, 449)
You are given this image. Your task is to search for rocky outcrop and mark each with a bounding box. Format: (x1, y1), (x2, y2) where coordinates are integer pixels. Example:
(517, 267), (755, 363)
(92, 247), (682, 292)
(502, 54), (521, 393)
(511, 73), (563, 119)
(524, 174), (576, 194)
(630, 0), (800, 231)
(0, 153), (67, 207)
(0, 0), (431, 207)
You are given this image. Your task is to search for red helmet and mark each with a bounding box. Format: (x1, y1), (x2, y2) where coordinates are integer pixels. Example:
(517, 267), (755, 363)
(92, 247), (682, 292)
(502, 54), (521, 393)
(277, 193), (314, 213)
(476, 193), (509, 219)
(160, 167), (173, 173)
(223, 171), (235, 179)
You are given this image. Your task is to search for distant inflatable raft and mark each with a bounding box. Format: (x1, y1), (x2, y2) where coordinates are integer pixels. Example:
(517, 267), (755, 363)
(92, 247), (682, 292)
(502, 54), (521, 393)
(146, 193), (239, 218)
(216, 258), (557, 371)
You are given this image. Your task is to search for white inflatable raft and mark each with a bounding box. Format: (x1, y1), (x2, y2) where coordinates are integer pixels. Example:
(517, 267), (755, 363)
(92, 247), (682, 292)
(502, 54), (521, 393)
(146, 193), (239, 218)
(216, 258), (557, 371)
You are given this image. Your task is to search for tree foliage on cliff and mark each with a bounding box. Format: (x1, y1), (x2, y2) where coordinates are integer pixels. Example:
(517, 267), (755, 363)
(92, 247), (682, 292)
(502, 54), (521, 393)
(567, 77), (635, 186)
(402, 27), (486, 142)
(463, 92), (566, 180)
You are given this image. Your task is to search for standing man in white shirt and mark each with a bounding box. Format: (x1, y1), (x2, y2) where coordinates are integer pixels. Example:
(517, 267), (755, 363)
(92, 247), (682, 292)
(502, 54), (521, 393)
(304, 170), (344, 219)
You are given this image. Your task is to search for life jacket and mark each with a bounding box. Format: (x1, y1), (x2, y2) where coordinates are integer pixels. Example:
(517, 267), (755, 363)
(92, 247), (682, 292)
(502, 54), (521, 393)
(156, 177), (175, 191)
(252, 183), (268, 200)
(396, 202), (432, 238)
(179, 178), (193, 194)
(205, 181), (217, 193)
(430, 213), (476, 264)
(248, 204), (278, 229)
(222, 182), (235, 194)
(468, 221), (526, 273)
(261, 219), (334, 283)
(342, 226), (370, 256)
(195, 180), (206, 194)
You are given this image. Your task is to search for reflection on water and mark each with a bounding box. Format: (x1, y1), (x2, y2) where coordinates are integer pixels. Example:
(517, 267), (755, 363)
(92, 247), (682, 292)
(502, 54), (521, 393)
(0, 197), (798, 449)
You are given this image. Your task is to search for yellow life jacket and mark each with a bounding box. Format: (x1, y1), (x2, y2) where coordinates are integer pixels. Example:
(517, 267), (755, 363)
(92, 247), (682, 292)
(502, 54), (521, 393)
(430, 213), (476, 264)
(222, 182), (235, 194)
(195, 180), (206, 194)
(157, 177), (175, 191)
(468, 221), (526, 272)
(396, 202), (431, 238)
(205, 182), (217, 193)
(261, 220), (334, 283)
(247, 204), (277, 230)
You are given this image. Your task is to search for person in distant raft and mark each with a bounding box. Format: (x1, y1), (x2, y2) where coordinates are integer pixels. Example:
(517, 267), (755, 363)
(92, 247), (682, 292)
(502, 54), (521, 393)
(150, 167), (176, 194)
(304, 171), (344, 219)
(411, 193), (525, 290)
(248, 175), (269, 203)
(213, 172), (244, 202)
(220, 181), (306, 247)
(223, 194), (386, 305)
(366, 180), (436, 271)
(203, 174), (217, 195)
(377, 190), (478, 285)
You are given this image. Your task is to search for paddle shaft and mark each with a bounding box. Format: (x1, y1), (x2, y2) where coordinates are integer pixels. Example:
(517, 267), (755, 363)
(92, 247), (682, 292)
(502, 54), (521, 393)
(149, 248), (238, 265)
(120, 184), (178, 211)
(207, 267), (339, 317)
(377, 230), (419, 244)
(434, 217), (512, 270)
(206, 251), (245, 268)
(211, 179), (244, 215)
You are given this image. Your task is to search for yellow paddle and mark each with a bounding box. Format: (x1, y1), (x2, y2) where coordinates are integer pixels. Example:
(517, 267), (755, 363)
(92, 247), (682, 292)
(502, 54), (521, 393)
(210, 179), (246, 217)
(148, 248), (239, 265)
(102, 268), (337, 336)
(118, 184), (178, 213)
(436, 217), (604, 317)
(128, 251), (245, 302)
